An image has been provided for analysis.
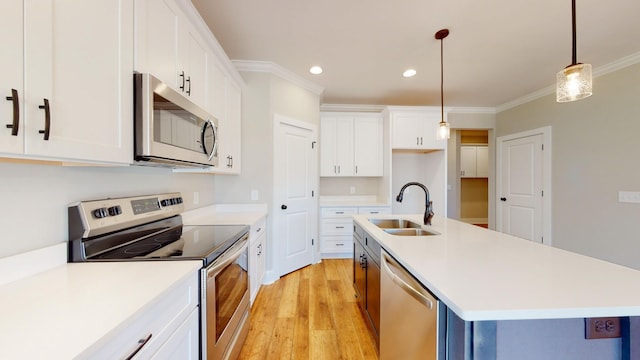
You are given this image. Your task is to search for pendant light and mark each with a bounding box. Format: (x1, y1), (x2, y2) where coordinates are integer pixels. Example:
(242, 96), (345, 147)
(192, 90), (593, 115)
(435, 29), (450, 140)
(556, 0), (592, 102)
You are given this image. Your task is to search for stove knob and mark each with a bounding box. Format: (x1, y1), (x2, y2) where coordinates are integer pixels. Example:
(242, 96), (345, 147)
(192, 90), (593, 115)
(160, 199), (169, 207)
(170, 198), (176, 205)
(176, 197), (183, 204)
(93, 207), (108, 219)
(108, 206), (122, 216)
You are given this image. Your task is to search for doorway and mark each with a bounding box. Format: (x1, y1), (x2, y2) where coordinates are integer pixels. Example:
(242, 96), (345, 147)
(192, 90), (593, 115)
(273, 114), (318, 277)
(459, 130), (490, 228)
(496, 126), (552, 244)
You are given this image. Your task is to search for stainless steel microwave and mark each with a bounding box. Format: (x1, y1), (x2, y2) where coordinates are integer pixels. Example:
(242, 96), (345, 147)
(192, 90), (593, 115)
(134, 72), (218, 168)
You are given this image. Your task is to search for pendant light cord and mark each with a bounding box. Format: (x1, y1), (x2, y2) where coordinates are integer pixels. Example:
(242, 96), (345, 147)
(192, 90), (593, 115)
(572, 0), (577, 65)
(440, 35), (444, 124)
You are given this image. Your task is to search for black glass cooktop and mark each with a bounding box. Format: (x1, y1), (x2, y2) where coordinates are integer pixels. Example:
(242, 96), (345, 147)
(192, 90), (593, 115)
(74, 216), (248, 266)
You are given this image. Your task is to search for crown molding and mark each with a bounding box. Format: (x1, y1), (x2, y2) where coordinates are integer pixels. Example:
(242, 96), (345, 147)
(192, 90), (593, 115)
(232, 60), (325, 96)
(320, 104), (386, 112)
(496, 51), (640, 113)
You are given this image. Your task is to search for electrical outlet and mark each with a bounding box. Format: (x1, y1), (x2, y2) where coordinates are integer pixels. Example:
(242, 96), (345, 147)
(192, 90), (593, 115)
(350, 186), (356, 194)
(251, 190), (259, 201)
(585, 317), (621, 339)
(193, 191), (199, 205)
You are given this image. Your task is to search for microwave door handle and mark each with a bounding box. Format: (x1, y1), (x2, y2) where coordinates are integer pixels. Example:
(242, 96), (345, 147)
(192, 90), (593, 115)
(211, 121), (218, 160)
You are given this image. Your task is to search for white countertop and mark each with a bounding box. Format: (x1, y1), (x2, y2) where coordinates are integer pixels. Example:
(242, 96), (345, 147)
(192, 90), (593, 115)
(354, 214), (640, 321)
(0, 261), (201, 359)
(181, 204), (267, 226)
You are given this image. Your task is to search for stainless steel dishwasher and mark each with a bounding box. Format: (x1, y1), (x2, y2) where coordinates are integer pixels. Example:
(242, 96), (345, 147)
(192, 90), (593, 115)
(380, 250), (444, 360)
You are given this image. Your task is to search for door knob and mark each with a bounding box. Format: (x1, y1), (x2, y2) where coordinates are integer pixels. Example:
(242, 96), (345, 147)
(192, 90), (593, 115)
(500, 197), (507, 201)
(281, 204), (287, 210)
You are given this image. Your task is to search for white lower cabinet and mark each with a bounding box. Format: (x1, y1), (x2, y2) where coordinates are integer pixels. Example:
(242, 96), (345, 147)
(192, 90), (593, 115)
(78, 272), (200, 360)
(320, 206), (391, 258)
(249, 216), (267, 305)
(150, 308), (199, 359)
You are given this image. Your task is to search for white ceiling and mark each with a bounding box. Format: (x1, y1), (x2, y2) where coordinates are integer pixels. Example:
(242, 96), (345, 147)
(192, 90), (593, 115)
(191, 0), (640, 108)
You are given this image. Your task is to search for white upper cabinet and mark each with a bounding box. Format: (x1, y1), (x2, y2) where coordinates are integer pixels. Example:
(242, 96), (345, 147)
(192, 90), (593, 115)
(216, 79), (242, 173)
(390, 109), (446, 150)
(135, 0), (207, 105)
(320, 113), (382, 177)
(0, 0), (25, 154)
(353, 115), (383, 176)
(460, 145), (488, 178)
(0, 0), (133, 164)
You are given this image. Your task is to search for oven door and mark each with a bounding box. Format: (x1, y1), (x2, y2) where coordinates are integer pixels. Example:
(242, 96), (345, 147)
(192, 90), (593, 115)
(204, 237), (250, 360)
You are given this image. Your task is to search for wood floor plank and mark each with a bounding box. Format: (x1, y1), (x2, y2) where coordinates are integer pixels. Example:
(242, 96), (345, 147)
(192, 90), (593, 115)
(277, 271), (299, 318)
(239, 259), (379, 360)
(292, 278), (310, 358)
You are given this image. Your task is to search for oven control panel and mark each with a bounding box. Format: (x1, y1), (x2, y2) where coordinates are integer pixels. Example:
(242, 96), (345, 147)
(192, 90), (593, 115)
(69, 192), (184, 239)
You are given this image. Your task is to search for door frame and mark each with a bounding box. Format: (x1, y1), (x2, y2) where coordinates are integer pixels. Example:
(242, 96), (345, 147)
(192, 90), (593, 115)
(272, 113), (319, 279)
(496, 126), (552, 245)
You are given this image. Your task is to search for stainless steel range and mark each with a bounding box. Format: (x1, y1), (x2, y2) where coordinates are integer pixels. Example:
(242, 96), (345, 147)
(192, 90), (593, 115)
(68, 192), (250, 360)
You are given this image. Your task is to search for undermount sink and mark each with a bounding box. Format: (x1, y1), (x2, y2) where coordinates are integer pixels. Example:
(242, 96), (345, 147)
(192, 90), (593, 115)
(369, 218), (422, 229)
(383, 228), (440, 236)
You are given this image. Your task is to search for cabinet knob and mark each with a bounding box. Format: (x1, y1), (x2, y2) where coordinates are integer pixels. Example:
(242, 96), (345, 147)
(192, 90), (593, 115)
(281, 204), (288, 210)
(500, 197), (507, 201)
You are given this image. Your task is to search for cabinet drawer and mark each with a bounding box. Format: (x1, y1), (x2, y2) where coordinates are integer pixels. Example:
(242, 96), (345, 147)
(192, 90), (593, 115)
(321, 219), (353, 236)
(321, 207), (357, 217)
(78, 272), (199, 360)
(358, 206), (392, 215)
(321, 237), (353, 253)
(251, 217), (266, 239)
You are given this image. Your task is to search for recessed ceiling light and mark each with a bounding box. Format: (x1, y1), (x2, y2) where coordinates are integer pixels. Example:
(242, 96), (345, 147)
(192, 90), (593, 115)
(403, 69), (417, 78)
(310, 66), (323, 75)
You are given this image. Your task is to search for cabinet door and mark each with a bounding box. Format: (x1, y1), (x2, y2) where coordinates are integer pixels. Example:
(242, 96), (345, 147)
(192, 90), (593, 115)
(391, 111), (446, 150)
(25, 0), (133, 164)
(460, 146), (477, 177)
(391, 113), (424, 149)
(0, 0), (24, 154)
(335, 116), (354, 176)
(353, 115), (383, 176)
(207, 57), (227, 120)
(181, 25), (207, 106)
(150, 309), (199, 360)
(353, 238), (366, 310)
(136, 0), (182, 90)
(320, 116), (338, 176)
(214, 79), (241, 173)
(476, 146), (489, 178)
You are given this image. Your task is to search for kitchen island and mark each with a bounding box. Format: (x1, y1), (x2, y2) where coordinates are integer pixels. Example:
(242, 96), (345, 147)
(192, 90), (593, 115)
(354, 214), (640, 359)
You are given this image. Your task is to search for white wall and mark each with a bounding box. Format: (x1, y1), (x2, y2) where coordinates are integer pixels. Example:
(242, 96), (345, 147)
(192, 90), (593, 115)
(0, 162), (216, 258)
(496, 62), (640, 269)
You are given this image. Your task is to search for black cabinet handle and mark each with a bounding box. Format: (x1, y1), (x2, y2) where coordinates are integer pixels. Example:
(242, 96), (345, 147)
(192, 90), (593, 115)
(186, 76), (191, 96)
(179, 71), (185, 91)
(38, 98), (50, 140)
(500, 197), (507, 201)
(124, 333), (152, 360)
(5, 89), (19, 136)
(281, 204), (287, 210)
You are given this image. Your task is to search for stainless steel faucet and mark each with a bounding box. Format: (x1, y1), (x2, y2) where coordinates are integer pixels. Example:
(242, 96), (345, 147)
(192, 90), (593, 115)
(396, 182), (434, 225)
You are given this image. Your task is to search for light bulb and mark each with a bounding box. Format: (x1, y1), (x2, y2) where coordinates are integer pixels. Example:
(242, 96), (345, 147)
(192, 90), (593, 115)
(437, 121), (450, 140)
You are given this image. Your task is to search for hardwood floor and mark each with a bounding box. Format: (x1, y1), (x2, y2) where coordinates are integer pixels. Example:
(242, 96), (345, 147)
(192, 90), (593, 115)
(238, 259), (379, 360)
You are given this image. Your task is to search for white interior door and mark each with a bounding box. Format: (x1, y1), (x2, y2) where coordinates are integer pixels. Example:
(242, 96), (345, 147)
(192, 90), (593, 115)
(273, 115), (317, 277)
(498, 133), (544, 242)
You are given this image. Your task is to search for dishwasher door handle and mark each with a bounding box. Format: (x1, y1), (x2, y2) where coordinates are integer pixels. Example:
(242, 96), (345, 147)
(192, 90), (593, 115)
(381, 252), (433, 310)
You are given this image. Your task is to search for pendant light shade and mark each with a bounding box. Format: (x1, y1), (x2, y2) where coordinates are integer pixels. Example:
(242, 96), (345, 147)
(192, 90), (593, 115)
(556, 0), (592, 102)
(435, 29), (450, 140)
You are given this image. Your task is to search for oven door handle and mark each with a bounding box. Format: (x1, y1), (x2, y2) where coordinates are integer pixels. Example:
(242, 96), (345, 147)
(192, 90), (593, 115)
(207, 237), (249, 277)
